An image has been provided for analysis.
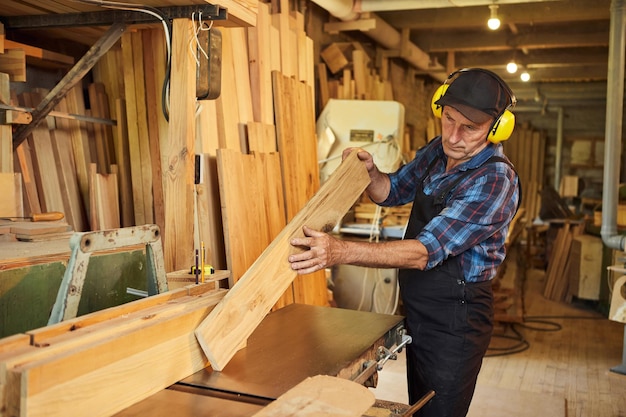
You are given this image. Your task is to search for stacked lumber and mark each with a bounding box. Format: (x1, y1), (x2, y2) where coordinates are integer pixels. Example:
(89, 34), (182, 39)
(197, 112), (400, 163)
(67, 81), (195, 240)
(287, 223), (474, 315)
(319, 42), (393, 109)
(503, 124), (546, 224)
(0, 283), (227, 417)
(192, 1), (330, 307)
(542, 221), (584, 301)
(0, 220), (72, 242)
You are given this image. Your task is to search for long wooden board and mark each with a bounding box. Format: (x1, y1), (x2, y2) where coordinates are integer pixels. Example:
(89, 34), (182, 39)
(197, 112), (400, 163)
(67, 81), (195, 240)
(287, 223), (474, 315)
(4, 288), (227, 417)
(195, 151), (370, 371)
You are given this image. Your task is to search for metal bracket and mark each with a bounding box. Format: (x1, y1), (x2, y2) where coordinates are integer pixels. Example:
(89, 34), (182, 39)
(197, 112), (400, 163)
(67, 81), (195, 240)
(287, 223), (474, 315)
(48, 224), (168, 325)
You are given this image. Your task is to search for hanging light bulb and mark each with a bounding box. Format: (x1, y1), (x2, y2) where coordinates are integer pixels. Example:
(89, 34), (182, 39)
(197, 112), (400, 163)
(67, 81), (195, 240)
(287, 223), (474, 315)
(520, 71), (531, 82)
(487, 5), (501, 30)
(506, 61), (518, 74)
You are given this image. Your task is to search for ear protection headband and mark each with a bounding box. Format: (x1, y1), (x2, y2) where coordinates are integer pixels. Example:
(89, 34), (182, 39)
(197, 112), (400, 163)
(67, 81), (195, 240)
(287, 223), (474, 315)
(431, 68), (517, 143)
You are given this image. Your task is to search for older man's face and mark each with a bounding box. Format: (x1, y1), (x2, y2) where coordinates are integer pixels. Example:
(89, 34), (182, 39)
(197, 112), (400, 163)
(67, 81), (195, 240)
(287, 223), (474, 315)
(440, 106), (493, 169)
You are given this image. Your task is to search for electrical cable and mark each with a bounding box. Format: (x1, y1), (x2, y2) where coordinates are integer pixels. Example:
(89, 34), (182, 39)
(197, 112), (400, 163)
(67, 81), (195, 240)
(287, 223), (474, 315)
(485, 267), (606, 358)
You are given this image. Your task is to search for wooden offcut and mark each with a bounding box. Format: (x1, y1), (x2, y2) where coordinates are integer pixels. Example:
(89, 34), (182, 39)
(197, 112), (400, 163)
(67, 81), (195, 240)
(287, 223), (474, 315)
(252, 375), (375, 417)
(195, 151), (370, 371)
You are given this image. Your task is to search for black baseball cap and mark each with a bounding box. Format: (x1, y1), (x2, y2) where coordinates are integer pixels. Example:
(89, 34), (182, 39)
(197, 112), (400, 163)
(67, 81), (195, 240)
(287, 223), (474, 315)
(435, 70), (511, 124)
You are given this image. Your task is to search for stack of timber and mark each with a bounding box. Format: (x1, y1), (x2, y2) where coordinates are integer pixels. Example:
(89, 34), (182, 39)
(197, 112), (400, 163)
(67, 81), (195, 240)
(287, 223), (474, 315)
(542, 221), (584, 302)
(319, 42), (394, 107)
(4, 0), (336, 307)
(503, 123), (546, 225)
(0, 220), (72, 242)
(0, 283), (227, 417)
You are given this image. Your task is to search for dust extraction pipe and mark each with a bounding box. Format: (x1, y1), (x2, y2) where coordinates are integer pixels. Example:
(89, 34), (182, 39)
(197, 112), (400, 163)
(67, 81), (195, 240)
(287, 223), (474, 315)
(601, 0), (626, 251)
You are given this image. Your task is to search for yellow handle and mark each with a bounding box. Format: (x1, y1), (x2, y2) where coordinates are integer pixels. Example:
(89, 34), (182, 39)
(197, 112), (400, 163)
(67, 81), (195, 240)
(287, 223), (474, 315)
(31, 212), (65, 222)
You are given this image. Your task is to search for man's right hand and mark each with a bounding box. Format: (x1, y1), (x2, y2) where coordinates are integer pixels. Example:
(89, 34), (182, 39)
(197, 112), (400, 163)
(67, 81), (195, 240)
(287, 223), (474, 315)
(342, 147), (390, 203)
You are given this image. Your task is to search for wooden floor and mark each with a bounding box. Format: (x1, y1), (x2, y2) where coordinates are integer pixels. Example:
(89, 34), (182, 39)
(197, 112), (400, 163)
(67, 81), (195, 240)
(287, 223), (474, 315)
(369, 262), (626, 417)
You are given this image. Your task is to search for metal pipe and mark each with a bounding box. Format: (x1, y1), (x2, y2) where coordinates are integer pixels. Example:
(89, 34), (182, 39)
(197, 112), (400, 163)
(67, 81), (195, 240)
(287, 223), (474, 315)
(355, 0), (556, 12)
(601, 0), (626, 251)
(554, 107), (564, 190)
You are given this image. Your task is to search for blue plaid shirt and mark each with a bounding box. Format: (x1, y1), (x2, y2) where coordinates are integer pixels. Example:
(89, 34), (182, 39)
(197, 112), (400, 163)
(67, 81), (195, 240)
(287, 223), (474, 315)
(381, 137), (520, 282)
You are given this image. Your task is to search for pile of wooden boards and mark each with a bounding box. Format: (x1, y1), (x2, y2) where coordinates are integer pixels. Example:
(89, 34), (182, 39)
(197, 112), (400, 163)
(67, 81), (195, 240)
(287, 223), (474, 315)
(0, 283), (227, 417)
(319, 41), (394, 108)
(503, 124), (546, 225)
(0, 220), (71, 242)
(542, 221), (584, 302)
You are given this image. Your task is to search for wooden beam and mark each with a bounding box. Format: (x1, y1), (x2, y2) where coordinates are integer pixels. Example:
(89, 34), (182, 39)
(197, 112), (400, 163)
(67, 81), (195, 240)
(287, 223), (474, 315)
(12, 22), (126, 150)
(195, 150), (370, 371)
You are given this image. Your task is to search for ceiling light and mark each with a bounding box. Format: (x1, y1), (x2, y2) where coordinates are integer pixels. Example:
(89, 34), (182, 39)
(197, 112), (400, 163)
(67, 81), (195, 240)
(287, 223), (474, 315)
(487, 5), (501, 30)
(520, 71), (531, 82)
(506, 61), (518, 74)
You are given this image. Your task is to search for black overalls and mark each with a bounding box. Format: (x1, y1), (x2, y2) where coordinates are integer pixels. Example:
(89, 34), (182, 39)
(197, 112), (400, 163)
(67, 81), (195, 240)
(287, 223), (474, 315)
(399, 156), (513, 417)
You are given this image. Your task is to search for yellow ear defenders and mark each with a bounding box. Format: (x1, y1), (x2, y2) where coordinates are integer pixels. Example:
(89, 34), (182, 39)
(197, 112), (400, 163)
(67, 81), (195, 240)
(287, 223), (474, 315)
(431, 68), (516, 143)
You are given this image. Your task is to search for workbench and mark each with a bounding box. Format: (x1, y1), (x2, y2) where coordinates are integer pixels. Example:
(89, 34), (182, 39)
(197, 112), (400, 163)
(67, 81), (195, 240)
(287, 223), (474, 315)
(114, 303), (406, 416)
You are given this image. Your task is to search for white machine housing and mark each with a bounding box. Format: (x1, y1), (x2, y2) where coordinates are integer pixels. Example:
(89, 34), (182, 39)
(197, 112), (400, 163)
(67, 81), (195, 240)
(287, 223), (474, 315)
(317, 99), (405, 184)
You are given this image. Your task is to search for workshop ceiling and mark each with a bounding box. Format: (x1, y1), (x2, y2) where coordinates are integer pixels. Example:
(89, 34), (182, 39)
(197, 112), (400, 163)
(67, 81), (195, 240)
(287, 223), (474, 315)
(0, 0), (618, 139)
(375, 0), (614, 139)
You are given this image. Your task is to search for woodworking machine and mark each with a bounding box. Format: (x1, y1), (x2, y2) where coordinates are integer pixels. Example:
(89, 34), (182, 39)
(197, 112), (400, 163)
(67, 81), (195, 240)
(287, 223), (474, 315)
(113, 303), (406, 416)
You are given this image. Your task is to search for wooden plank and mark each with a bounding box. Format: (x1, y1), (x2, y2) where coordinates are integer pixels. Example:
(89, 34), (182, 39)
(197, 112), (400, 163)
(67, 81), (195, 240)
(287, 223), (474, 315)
(214, 27), (243, 152)
(0, 72), (12, 172)
(4, 289), (227, 417)
(320, 43), (349, 74)
(195, 150), (370, 371)
(164, 19), (196, 271)
(251, 375), (375, 417)
(246, 122), (276, 153)
(19, 92), (65, 214)
(90, 163), (121, 230)
(196, 153), (227, 271)
(230, 27), (254, 128)
(14, 140), (41, 215)
(272, 6), (294, 77)
(247, 1), (274, 125)
(272, 71), (326, 306)
(130, 31), (154, 224)
(141, 29), (166, 238)
(216, 149), (286, 287)
(0, 335), (29, 355)
(317, 62), (329, 111)
(114, 99), (134, 227)
(49, 101), (87, 232)
(87, 83), (113, 173)
(64, 86), (93, 216)
(121, 32), (146, 226)
(0, 173), (22, 217)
